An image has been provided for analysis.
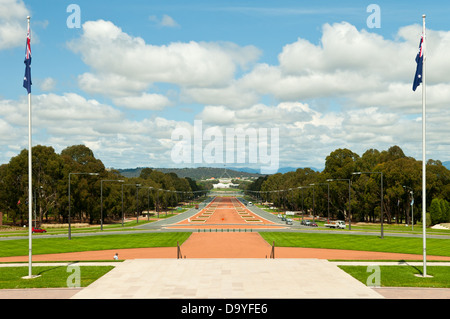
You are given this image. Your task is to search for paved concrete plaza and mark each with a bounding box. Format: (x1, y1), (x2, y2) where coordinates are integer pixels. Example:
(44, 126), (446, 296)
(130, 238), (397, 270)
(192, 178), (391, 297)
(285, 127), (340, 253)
(70, 258), (383, 299)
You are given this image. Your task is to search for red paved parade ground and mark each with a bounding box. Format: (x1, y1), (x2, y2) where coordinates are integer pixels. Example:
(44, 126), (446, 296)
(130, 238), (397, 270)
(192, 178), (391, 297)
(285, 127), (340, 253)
(166, 196), (286, 230)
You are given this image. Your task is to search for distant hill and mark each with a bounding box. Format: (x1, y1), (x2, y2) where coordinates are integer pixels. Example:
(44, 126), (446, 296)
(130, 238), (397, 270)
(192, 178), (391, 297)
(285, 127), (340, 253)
(116, 166), (323, 180)
(275, 166), (322, 173)
(116, 167), (264, 180)
(444, 161), (450, 170)
(116, 167), (145, 178)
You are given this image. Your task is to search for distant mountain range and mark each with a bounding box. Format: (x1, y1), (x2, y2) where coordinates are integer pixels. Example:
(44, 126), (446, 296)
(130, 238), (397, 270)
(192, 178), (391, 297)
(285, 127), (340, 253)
(444, 161), (450, 170)
(115, 166), (322, 180)
(116, 167), (262, 180)
(116, 162), (450, 180)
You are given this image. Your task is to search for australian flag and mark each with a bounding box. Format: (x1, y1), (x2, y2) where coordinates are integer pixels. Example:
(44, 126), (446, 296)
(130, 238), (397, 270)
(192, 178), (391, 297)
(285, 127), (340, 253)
(412, 36), (423, 91)
(23, 25), (32, 94)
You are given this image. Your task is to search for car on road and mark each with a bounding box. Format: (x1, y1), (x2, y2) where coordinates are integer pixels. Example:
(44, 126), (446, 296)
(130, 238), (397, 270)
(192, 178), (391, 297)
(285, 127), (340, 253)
(301, 220), (311, 226)
(324, 220), (346, 229)
(32, 227), (46, 233)
(301, 220), (318, 227)
(286, 218), (293, 225)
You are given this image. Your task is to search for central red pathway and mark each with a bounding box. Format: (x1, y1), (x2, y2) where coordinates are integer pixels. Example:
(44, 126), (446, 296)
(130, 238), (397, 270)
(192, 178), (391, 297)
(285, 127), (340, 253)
(167, 196), (286, 230)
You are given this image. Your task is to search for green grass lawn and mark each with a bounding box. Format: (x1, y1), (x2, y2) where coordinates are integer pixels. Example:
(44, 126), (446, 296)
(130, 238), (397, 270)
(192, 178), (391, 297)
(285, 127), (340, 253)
(0, 265), (114, 289)
(261, 231), (450, 288)
(0, 232), (192, 258)
(259, 232), (450, 257)
(339, 265), (450, 288)
(0, 220), (156, 237)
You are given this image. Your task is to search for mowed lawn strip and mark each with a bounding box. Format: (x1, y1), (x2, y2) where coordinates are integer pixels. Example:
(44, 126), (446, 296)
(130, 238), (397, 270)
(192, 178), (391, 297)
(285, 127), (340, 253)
(0, 232), (192, 258)
(259, 232), (450, 257)
(0, 266), (114, 289)
(338, 266), (450, 288)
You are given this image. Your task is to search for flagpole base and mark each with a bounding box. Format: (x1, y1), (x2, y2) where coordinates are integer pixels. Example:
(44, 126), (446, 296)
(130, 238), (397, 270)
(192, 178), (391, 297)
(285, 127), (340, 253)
(21, 274), (41, 279)
(414, 274), (433, 278)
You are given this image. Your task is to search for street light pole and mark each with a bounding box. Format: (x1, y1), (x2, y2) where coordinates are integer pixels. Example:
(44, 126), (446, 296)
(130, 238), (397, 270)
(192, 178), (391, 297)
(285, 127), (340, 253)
(157, 189), (163, 218)
(308, 184), (316, 222)
(403, 186), (414, 231)
(68, 172), (99, 239)
(296, 186), (311, 223)
(352, 172), (383, 238)
(121, 183), (124, 227)
(136, 184), (142, 224)
(147, 187), (154, 221)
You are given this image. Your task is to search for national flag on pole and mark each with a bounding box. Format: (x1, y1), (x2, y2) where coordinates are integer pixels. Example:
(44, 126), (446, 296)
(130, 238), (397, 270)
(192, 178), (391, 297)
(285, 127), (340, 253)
(412, 36), (423, 91)
(23, 23), (32, 93)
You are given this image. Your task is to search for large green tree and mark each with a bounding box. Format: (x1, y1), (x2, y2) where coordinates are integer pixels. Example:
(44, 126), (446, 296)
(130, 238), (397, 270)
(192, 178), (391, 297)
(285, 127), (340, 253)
(248, 145), (450, 226)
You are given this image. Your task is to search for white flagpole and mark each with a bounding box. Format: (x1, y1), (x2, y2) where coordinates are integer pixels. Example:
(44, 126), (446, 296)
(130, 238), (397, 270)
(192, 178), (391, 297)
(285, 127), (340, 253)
(27, 15), (33, 278)
(421, 14), (427, 277)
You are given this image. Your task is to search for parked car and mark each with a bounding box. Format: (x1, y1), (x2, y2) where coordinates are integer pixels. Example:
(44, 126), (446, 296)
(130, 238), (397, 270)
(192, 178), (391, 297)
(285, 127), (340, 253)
(32, 227), (46, 233)
(301, 220), (311, 226)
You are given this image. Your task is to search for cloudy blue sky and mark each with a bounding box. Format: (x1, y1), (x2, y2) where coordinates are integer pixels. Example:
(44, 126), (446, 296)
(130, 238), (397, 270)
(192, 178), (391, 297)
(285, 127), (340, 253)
(1, 0), (449, 173)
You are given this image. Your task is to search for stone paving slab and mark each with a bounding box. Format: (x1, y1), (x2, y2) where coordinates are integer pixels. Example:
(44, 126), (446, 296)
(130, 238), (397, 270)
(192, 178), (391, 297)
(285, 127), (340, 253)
(0, 288), (82, 299)
(70, 259), (383, 299)
(373, 287), (450, 299)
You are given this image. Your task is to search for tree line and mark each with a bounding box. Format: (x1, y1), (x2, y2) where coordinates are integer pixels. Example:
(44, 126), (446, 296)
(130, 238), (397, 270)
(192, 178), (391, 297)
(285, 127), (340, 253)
(245, 146), (450, 226)
(0, 144), (207, 226)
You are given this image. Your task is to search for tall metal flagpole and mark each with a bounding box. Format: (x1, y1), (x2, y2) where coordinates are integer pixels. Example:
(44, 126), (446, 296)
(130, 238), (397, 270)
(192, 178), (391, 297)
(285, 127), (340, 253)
(421, 14), (427, 277)
(26, 16), (33, 279)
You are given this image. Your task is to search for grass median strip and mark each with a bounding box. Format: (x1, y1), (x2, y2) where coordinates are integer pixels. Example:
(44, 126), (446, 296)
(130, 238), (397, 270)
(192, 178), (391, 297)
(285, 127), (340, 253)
(0, 232), (192, 258)
(259, 232), (450, 257)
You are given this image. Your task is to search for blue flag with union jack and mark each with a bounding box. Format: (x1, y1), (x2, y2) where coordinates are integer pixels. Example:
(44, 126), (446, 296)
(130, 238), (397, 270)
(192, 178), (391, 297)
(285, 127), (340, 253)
(23, 24), (32, 93)
(412, 36), (423, 91)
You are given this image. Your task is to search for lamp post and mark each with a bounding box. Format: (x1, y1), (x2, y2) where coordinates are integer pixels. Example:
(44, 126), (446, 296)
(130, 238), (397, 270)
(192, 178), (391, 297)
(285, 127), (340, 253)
(403, 185), (414, 231)
(157, 188), (163, 218)
(352, 172), (383, 238)
(297, 186), (310, 223)
(101, 179), (124, 231)
(326, 179), (351, 230)
(68, 172), (99, 239)
(308, 184), (317, 222)
(33, 186), (43, 228)
(136, 184), (142, 224)
(147, 187), (154, 221)
(121, 183), (125, 227)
